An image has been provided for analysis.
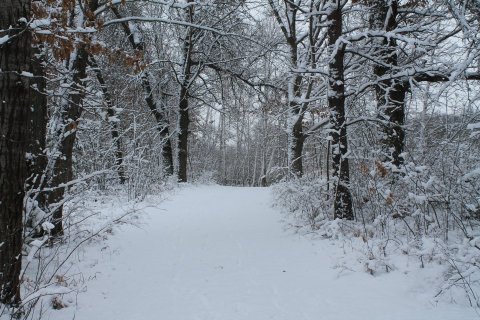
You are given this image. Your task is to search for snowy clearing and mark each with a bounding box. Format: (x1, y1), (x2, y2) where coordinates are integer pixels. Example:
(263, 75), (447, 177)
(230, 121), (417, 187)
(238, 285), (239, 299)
(43, 186), (476, 320)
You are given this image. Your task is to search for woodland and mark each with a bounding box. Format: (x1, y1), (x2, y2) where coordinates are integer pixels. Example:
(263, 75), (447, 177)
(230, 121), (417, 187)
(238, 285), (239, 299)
(1, 0), (480, 318)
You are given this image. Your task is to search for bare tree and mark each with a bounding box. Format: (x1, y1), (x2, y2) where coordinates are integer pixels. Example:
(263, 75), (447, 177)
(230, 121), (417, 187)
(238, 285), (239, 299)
(110, 6), (175, 177)
(367, 0), (407, 168)
(46, 0), (101, 236)
(177, 0), (195, 182)
(267, 0), (322, 178)
(326, 0), (353, 220)
(89, 56), (127, 184)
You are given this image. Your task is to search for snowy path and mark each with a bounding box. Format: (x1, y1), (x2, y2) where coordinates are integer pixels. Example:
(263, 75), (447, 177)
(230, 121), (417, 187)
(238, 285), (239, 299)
(60, 186), (475, 320)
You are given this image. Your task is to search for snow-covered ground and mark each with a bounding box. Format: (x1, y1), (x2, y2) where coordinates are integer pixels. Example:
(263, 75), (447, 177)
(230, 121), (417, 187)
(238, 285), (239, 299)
(20, 185), (479, 319)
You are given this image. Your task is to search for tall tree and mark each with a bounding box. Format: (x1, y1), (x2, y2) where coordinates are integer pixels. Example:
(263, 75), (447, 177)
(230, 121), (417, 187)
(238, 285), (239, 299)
(326, 0), (353, 220)
(89, 56), (127, 184)
(368, 0), (407, 168)
(47, 0), (100, 236)
(267, 0), (320, 178)
(176, 0), (195, 183)
(110, 6), (175, 177)
(0, 0), (37, 305)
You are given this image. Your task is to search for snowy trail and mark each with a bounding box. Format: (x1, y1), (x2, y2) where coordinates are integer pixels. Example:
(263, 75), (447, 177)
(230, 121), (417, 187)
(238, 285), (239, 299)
(59, 185), (475, 320)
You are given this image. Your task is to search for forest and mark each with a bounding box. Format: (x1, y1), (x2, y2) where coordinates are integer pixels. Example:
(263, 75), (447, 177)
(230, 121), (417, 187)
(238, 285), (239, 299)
(1, 0), (480, 319)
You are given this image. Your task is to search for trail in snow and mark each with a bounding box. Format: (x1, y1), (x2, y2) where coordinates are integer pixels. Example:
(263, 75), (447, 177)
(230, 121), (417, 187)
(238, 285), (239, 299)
(55, 185), (475, 320)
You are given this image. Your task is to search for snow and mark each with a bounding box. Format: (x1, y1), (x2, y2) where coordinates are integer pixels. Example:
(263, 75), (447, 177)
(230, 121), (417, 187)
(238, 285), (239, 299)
(468, 122), (480, 137)
(468, 122), (480, 130)
(21, 287), (72, 306)
(12, 185), (479, 319)
(463, 168), (480, 181)
(25, 236), (48, 263)
(0, 35), (10, 45)
(41, 221), (55, 232)
(30, 19), (51, 29)
(20, 71), (34, 77)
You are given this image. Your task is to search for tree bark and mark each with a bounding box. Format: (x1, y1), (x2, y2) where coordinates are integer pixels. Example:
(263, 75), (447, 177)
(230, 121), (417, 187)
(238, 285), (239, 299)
(24, 45), (49, 240)
(368, 0), (407, 168)
(289, 74), (305, 177)
(327, 0), (354, 220)
(286, 7), (305, 178)
(26, 48), (48, 218)
(177, 0), (195, 183)
(177, 84), (190, 182)
(0, 0), (35, 305)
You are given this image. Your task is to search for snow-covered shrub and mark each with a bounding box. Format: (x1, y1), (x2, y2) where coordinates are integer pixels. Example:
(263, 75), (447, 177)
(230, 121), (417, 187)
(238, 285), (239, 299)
(191, 170), (218, 185)
(352, 161), (449, 240)
(273, 176), (331, 229)
(273, 113), (480, 308)
(7, 184), (161, 319)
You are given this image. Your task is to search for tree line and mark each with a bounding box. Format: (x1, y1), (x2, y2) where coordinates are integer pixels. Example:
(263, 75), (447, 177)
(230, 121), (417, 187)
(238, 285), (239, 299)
(1, 0), (480, 309)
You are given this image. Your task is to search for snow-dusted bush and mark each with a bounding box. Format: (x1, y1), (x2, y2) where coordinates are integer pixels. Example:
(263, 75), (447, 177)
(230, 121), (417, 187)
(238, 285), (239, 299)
(273, 116), (480, 308)
(273, 176), (331, 229)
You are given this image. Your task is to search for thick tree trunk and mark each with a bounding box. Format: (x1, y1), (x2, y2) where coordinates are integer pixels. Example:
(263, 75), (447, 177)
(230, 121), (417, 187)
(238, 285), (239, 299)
(369, 0), (407, 168)
(327, 0), (353, 220)
(0, 0), (35, 305)
(89, 56), (127, 184)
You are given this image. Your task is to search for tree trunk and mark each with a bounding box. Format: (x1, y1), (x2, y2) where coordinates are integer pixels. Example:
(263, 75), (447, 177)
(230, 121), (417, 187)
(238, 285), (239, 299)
(287, 34), (305, 178)
(141, 73), (174, 176)
(26, 49), (48, 219)
(267, 0), (307, 178)
(89, 56), (127, 184)
(177, 0), (194, 183)
(290, 113), (305, 177)
(369, 0), (407, 168)
(24, 47), (49, 241)
(48, 2), (102, 237)
(0, 0), (35, 305)
(48, 46), (89, 237)
(327, 0), (354, 220)
(177, 85), (190, 182)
